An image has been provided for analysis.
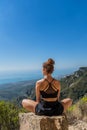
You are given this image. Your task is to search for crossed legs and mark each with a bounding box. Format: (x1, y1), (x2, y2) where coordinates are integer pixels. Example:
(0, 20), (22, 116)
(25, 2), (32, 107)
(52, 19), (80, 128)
(22, 98), (73, 113)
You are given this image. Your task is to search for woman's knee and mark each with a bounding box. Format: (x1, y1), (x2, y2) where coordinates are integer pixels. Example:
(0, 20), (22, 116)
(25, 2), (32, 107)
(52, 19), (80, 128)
(61, 98), (73, 108)
(68, 98), (73, 105)
(65, 98), (73, 106)
(22, 99), (27, 108)
(62, 98), (73, 103)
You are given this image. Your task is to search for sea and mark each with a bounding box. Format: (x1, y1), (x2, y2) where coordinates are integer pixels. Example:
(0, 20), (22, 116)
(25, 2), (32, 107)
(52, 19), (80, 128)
(0, 68), (77, 85)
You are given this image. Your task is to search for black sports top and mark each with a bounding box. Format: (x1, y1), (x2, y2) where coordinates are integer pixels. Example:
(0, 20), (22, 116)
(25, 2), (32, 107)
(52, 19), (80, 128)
(40, 78), (58, 98)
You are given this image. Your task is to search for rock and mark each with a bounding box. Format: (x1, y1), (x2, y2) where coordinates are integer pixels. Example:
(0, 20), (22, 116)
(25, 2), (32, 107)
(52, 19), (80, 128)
(19, 112), (69, 130)
(69, 119), (87, 130)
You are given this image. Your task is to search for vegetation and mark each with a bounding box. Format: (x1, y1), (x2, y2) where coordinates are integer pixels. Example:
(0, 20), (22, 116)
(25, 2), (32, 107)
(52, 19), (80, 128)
(0, 101), (27, 130)
(67, 95), (87, 123)
(60, 67), (87, 102)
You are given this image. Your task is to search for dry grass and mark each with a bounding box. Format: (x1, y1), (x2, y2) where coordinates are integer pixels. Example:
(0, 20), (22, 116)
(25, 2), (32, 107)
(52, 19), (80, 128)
(67, 95), (87, 124)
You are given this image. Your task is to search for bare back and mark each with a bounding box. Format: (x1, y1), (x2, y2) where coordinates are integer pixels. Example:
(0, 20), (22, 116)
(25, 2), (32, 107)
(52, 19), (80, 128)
(36, 78), (61, 102)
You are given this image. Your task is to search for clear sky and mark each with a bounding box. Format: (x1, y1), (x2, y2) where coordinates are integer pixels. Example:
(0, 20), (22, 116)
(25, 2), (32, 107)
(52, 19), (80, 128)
(0, 0), (87, 72)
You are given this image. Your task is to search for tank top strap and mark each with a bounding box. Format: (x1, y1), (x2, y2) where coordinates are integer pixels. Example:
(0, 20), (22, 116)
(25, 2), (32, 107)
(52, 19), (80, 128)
(45, 78), (54, 84)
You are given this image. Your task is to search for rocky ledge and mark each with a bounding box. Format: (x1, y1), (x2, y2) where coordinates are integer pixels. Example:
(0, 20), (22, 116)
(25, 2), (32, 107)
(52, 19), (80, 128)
(19, 112), (69, 130)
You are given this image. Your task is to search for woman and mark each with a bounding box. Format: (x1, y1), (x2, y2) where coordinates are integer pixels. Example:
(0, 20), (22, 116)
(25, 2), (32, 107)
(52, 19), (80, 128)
(22, 58), (72, 116)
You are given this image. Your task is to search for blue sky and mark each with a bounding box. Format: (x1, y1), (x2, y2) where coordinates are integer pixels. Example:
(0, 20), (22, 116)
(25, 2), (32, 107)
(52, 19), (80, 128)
(0, 0), (87, 72)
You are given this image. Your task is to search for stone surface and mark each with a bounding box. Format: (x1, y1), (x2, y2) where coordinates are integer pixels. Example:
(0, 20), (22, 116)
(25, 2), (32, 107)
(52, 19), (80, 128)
(19, 112), (69, 130)
(69, 119), (87, 130)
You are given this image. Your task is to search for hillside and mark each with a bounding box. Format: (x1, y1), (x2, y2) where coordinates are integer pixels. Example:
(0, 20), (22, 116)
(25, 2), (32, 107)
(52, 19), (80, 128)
(0, 80), (37, 101)
(60, 67), (87, 102)
(0, 67), (87, 106)
(24, 67), (87, 103)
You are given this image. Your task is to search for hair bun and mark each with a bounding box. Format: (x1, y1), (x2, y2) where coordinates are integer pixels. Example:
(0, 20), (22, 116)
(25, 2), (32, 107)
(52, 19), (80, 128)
(47, 58), (55, 65)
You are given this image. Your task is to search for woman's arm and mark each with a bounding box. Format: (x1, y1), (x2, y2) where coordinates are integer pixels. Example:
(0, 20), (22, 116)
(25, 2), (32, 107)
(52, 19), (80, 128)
(56, 81), (61, 101)
(35, 81), (41, 103)
(55, 80), (61, 101)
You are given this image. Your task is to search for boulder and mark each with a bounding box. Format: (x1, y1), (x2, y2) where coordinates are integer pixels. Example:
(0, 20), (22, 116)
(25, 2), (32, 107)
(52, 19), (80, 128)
(19, 112), (69, 130)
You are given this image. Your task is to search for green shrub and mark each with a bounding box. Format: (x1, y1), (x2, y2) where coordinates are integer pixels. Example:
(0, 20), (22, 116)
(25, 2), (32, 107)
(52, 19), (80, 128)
(78, 96), (87, 118)
(67, 96), (87, 122)
(0, 101), (19, 130)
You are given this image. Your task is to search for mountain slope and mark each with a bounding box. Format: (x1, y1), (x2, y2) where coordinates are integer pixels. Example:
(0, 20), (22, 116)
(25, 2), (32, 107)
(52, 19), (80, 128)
(0, 80), (37, 100)
(60, 67), (87, 102)
(0, 67), (87, 106)
(21, 67), (87, 103)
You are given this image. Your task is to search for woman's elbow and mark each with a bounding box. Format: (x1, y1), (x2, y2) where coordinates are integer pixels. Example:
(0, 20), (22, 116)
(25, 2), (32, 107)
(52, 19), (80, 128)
(36, 98), (40, 103)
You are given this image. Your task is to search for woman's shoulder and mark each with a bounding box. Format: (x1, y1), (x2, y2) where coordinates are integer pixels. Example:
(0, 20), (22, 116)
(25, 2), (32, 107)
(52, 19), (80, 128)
(36, 78), (44, 85)
(53, 78), (60, 85)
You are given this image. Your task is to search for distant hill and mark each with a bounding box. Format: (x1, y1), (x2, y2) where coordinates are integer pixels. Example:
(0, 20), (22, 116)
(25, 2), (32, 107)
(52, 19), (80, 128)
(60, 67), (87, 102)
(0, 80), (37, 101)
(0, 67), (87, 106)
(17, 67), (87, 105)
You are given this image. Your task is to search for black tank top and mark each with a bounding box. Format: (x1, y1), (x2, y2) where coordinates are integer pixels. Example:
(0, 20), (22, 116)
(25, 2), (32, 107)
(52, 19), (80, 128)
(40, 78), (58, 98)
